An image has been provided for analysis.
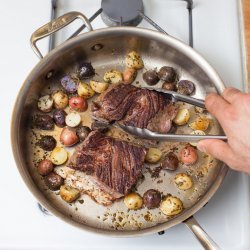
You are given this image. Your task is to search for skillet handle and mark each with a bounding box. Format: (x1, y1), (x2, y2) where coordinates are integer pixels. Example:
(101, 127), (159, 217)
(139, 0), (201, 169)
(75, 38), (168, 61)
(30, 11), (93, 59)
(183, 216), (221, 250)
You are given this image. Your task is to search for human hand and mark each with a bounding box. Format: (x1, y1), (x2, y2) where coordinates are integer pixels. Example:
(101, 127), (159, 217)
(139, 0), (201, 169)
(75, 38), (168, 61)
(197, 87), (250, 174)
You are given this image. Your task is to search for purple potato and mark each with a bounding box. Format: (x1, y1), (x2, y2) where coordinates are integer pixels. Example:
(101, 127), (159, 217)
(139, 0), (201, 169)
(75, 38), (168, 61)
(161, 152), (179, 171)
(158, 66), (177, 82)
(38, 135), (57, 151)
(76, 126), (91, 142)
(143, 189), (161, 209)
(61, 75), (78, 93)
(143, 70), (159, 86)
(78, 62), (95, 79)
(53, 109), (66, 127)
(177, 80), (195, 95)
(34, 114), (54, 130)
(45, 172), (64, 191)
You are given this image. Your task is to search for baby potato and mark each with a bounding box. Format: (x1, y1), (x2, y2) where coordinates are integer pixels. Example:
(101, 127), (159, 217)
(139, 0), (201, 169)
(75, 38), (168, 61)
(173, 108), (190, 125)
(123, 68), (137, 84)
(179, 145), (198, 165)
(103, 70), (123, 84)
(37, 95), (53, 113)
(60, 127), (79, 146)
(90, 80), (109, 93)
(174, 173), (193, 190)
(60, 185), (80, 203)
(50, 147), (68, 165)
(124, 192), (143, 210)
(65, 112), (81, 127)
(52, 91), (69, 109)
(125, 51), (144, 69)
(190, 130), (206, 147)
(69, 96), (88, 112)
(145, 148), (162, 163)
(77, 82), (95, 99)
(160, 195), (183, 216)
(45, 172), (64, 191)
(189, 116), (210, 131)
(37, 159), (54, 176)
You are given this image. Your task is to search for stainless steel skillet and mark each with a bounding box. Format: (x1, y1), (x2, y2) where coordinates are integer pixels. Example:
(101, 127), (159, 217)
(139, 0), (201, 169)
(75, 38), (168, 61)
(11, 11), (227, 249)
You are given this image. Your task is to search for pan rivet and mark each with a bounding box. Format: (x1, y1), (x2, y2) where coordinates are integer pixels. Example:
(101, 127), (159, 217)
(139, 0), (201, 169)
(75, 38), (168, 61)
(46, 70), (54, 79)
(158, 230), (165, 235)
(91, 44), (103, 51)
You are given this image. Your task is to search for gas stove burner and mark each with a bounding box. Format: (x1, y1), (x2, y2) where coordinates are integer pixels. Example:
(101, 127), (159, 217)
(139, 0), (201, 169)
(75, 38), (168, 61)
(101, 0), (143, 27)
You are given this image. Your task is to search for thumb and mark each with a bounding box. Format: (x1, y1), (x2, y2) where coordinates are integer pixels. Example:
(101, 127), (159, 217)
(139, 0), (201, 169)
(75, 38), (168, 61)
(197, 139), (234, 166)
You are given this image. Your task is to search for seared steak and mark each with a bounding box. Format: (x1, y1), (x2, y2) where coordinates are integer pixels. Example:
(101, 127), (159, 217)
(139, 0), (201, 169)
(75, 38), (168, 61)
(92, 84), (178, 133)
(68, 131), (147, 204)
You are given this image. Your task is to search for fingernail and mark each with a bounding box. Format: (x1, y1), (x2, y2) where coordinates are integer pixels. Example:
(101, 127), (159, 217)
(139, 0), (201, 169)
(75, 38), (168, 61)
(197, 143), (206, 153)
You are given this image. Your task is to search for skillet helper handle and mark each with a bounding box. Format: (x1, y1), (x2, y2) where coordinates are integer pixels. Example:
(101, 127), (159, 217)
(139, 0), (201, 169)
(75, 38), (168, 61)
(183, 216), (221, 250)
(30, 11), (93, 59)
(173, 92), (206, 109)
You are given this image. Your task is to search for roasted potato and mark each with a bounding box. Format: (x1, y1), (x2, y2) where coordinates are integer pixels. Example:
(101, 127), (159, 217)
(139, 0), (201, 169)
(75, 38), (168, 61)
(60, 185), (80, 203)
(145, 148), (162, 163)
(37, 159), (54, 176)
(161, 152), (179, 171)
(50, 147), (68, 165)
(77, 82), (95, 99)
(189, 116), (210, 131)
(38, 135), (57, 151)
(61, 75), (78, 93)
(90, 80), (109, 93)
(45, 172), (64, 191)
(125, 51), (144, 69)
(143, 69), (159, 86)
(69, 96), (88, 112)
(52, 91), (69, 109)
(65, 112), (81, 127)
(179, 145), (198, 165)
(162, 82), (177, 91)
(174, 173), (193, 190)
(60, 127), (79, 146)
(173, 108), (190, 125)
(91, 120), (109, 133)
(103, 70), (123, 84)
(160, 195), (183, 216)
(34, 114), (54, 130)
(77, 62), (95, 79)
(53, 109), (66, 127)
(76, 126), (91, 141)
(158, 66), (177, 83)
(124, 192), (143, 210)
(123, 68), (137, 84)
(177, 80), (195, 95)
(190, 130), (206, 147)
(143, 189), (161, 209)
(37, 95), (53, 113)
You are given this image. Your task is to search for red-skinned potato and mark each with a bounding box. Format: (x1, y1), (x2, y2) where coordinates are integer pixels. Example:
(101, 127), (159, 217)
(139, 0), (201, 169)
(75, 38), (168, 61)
(69, 96), (88, 112)
(60, 127), (79, 146)
(123, 68), (137, 84)
(179, 145), (198, 165)
(37, 159), (54, 176)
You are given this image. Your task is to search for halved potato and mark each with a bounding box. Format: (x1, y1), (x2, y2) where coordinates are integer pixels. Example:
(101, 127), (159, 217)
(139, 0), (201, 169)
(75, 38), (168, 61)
(60, 185), (80, 203)
(52, 91), (68, 109)
(189, 116), (210, 131)
(90, 80), (109, 93)
(103, 70), (123, 84)
(125, 51), (144, 69)
(190, 130), (206, 147)
(173, 108), (190, 125)
(65, 112), (81, 127)
(77, 82), (95, 99)
(37, 95), (53, 112)
(50, 147), (68, 165)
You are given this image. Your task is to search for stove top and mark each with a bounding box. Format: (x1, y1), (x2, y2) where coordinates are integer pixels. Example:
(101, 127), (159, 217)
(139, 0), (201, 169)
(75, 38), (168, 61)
(1, 0), (250, 249)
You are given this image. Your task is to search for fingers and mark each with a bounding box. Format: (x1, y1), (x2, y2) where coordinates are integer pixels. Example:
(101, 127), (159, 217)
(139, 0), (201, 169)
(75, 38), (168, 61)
(205, 93), (230, 125)
(222, 87), (241, 103)
(197, 139), (236, 167)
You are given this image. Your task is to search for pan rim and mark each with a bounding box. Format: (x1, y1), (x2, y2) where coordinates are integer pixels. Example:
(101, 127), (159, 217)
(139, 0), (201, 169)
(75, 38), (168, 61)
(11, 26), (228, 236)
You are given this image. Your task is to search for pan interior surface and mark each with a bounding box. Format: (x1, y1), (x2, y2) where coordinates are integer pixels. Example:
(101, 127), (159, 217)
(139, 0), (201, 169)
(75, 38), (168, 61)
(14, 28), (226, 235)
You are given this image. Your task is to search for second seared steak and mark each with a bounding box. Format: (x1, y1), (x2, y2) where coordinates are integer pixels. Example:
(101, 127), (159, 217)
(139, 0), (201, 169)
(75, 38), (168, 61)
(92, 84), (178, 133)
(68, 131), (147, 201)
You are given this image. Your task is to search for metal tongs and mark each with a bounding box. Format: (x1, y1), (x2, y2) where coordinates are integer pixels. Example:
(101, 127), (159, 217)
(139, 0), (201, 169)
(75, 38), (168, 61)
(118, 88), (227, 142)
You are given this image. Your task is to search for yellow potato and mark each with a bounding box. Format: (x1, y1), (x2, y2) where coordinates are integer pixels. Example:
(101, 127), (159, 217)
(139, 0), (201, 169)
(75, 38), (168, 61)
(103, 70), (123, 84)
(60, 185), (80, 203)
(124, 192), (143, 210)
(51, 147), (68, 165)
(173, 108), (190, 125)
(37, 95), (53, 112)
(52, 91), (68, 109)
(174, 173), (193, 190)
(189, 116), (210, 131)
(77, 82), (95, 99)
(160, 195), (183, 216)
(125, 51), (144, 69)
(90, 80), (109, 93)
(145, 148), (162, 163)
(190, 130), (206, 147)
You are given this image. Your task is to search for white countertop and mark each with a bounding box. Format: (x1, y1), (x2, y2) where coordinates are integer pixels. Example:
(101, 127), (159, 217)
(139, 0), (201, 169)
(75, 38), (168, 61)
(0, 1), (250, 249)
